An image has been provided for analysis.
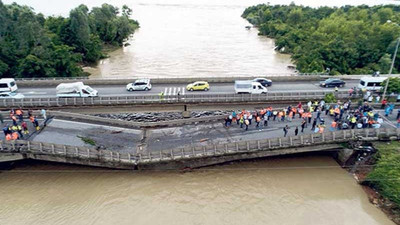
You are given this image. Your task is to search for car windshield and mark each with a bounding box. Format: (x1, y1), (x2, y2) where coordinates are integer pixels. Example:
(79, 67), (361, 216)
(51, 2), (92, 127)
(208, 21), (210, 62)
(86, 87), (94, 92)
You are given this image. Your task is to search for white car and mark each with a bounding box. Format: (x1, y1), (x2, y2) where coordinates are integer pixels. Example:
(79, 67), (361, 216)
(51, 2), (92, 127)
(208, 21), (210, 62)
(126, 79), (152, 91)
(0, 92), (24, 99)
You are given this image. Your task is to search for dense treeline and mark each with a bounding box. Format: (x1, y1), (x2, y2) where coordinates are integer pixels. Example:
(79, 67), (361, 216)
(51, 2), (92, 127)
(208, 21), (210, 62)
(0, 1), (139, 78)
(242, 4), (400, 75)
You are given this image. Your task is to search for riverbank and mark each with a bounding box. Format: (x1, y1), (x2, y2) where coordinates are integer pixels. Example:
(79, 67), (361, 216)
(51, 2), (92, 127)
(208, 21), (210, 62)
(350, 141), (400, 225)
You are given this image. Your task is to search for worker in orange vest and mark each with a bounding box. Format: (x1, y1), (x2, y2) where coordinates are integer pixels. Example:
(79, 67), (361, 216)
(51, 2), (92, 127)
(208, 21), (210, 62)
(15, 108), (23, 122)
(5, 133), (12, 141)
(11, 132), (19, 140)
(319, 125), (325, 133)
(334, 107), (340, 118)
(330, 121), (337, 131)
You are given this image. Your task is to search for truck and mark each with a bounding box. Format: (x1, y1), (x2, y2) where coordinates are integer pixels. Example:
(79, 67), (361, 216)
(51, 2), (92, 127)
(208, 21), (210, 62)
(56, 82), (98, 98)
(234, 80), (268, 94)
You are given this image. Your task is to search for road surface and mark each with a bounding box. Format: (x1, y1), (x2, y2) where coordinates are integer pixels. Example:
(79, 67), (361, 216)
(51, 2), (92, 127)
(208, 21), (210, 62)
(18, 80), (360, 98)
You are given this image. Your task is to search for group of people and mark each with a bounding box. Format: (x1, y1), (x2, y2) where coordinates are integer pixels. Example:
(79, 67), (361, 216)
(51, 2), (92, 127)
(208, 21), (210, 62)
(224, 98), (392, 137)
(2, 108), (47, 141)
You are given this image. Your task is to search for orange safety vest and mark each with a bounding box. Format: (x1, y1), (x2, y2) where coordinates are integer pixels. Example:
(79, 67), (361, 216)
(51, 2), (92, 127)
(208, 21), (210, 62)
(334, 108), (340, 114)
(5, 134), (12, 141)
(11, 132), (18, 140)
(331, 121), (337, 128)
(29, 116), (34, 122)
(307, 112), (312, 118)
(289, 111), (293, 117)
(15, 110), (22, 115)
(256, 116), (261, 122)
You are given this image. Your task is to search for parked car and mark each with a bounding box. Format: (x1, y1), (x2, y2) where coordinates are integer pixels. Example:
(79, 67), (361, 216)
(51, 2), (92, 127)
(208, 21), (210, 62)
(126, 79), (152, 91)
(0, 92), (24, 99)
(0, 78), (18, 92)
(320, 78), (345, 88)
(186, 81), (209, 91)
(253, 78), (272, 87)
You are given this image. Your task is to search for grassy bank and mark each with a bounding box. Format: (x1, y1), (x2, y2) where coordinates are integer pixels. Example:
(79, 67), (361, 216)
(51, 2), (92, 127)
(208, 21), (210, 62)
(364, 141), (400, 223)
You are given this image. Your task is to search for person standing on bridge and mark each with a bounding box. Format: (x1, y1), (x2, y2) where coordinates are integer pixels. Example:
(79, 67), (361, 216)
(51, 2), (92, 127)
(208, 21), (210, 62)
(294, 126), (299, 136)
(244, 119), (249, 131)
(15, 108), (23, 122)
(21, 121), (29, 135)
(283, 125), (290, 137)
(158, 91), (164, 100)
(311, 118), (317, 131)
(301, 119), (306, 133)
(41, 109), (47, 120)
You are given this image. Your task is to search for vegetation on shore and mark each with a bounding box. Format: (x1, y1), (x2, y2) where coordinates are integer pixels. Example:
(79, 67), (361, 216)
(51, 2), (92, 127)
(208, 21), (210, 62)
(366, 141), (400, 207)
(0, 1), (139, 78)
(242, 4), (400, 75)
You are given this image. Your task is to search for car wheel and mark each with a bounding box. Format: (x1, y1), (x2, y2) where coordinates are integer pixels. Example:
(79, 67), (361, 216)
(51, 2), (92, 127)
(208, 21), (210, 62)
(129, 88), (133, 91)
(204, 88), (209, 91)
(190, 88), (194, 91)
(144, 87), (149, 91)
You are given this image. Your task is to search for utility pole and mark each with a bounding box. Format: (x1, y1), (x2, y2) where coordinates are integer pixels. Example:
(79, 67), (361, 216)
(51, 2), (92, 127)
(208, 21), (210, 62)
(382, 37), (400, 100)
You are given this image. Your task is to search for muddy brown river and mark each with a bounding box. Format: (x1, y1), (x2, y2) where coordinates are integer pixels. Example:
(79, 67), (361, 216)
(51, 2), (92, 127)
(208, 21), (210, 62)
(0, 156), (394, 225)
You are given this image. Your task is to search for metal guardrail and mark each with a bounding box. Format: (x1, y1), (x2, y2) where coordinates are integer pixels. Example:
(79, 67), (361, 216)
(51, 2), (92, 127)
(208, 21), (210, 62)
(0, 90), (352, 108)
(15, 77), (90, 81)
(138, 128), (400, 163)
(0, 140), (136, 165)
(0, 128), (398, 167)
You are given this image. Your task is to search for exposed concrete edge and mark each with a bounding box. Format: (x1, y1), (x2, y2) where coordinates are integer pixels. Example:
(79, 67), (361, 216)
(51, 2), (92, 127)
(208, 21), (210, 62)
(137, 144), (343, 170)
(0, 153), (25, 163)
(26, 154), (135, 170)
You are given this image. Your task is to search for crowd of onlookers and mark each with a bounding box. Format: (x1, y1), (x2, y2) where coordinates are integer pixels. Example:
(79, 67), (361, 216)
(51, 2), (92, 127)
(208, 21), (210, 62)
(224, 98), (399, 137)
(1, 108), (47, 140)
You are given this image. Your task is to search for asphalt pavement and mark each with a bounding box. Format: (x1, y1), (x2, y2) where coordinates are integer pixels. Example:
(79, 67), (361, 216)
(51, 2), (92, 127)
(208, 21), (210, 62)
(18, 80), (360, 98)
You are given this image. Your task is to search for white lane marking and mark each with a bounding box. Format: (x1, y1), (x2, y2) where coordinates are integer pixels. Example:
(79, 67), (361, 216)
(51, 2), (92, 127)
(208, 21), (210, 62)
(181, 87), (185, 95)
(164, 87), (168, 95)
(21, 91), (48, 95)
(173, 87), (176, 95)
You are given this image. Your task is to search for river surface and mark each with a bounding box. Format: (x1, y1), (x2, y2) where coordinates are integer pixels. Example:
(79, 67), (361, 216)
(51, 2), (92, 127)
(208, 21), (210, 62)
(4, 0), (400, 78)
(0, 155), (394, 225)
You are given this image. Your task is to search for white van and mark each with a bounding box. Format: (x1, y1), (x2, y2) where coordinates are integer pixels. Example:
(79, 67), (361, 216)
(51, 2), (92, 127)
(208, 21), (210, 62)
(0, 78), (17, 92)
(56, 82), (98, 98)
(235, 80), (268, 94)
(358, 77), (387, 91)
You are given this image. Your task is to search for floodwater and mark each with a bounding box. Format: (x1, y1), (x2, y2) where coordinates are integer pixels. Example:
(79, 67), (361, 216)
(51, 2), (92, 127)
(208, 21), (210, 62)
(0, 155), (394, 225)
(4, 0), (399, 78)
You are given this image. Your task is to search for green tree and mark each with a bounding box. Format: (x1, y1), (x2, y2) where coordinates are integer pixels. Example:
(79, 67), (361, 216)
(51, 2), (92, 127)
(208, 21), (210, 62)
(383, 77), (400, 94)
(68, 4), (91, 53)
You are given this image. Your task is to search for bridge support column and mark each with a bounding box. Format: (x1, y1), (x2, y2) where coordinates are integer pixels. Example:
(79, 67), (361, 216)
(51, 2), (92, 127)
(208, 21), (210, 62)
(182, 105), (191, 118)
